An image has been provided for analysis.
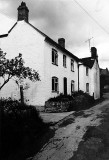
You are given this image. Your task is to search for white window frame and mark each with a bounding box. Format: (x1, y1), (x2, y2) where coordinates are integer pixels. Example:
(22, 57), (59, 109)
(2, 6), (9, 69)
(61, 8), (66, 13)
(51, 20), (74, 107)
(52, 77), (59, 92)
(52, 49), (58, 66)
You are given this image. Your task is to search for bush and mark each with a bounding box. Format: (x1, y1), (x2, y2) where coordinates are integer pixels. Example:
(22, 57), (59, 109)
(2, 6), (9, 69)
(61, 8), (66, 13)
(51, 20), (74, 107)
(45, 91), (95, 112)
(1, 98), (50, 159)
(48, 93), (74, 102)
(68, 91), (95, 111)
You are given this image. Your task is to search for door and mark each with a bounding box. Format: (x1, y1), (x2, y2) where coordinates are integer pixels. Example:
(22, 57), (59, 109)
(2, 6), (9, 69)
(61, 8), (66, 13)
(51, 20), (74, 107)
(64, 77), (67, 95)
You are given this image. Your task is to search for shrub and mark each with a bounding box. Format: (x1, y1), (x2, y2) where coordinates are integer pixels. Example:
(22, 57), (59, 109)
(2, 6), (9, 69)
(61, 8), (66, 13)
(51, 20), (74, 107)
(1, 98), (50, 159)
(68, 91), (95, 111)
(47, 93), (74, 102)
(45, 91), (95, 112)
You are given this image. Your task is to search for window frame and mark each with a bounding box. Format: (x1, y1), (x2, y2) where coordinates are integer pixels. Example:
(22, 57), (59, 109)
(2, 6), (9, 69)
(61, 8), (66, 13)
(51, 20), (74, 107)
(63, 54), (67, 68)
(52, 48), (58, 66)
(52, 76), (59, 93)
(86, 83), (89, 93)
(71, 80), (75, 93)
(86, 67), (89, 76)
(71, 59), (74, 71)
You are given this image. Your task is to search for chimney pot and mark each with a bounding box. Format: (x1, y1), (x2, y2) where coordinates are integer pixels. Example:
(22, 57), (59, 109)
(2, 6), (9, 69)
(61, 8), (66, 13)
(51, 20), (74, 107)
(17, 2), (29, 22)
(91, 47), (98, 59)
(58, 38), (65, 48)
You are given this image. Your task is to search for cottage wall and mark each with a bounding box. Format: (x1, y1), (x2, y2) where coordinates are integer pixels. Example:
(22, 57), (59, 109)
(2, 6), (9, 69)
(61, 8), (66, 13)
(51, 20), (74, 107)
(79, 61), (100, 99)
(43, 42), (78, 101)
(79, 65), (91, 93)
(91, 61), (100, 99)
(0, 20), (100, 107)
(0, 21), (46, 106)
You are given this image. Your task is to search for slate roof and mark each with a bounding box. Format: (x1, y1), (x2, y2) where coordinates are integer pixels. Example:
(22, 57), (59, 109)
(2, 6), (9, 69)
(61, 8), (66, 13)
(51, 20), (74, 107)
(80, 57), (95, 68)
(0, 21), (79, 62)
(0, 21), (98, 66)
(100, 68), (109, 75)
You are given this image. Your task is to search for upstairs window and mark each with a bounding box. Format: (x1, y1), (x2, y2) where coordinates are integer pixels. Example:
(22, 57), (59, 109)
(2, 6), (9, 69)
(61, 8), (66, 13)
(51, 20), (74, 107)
(52, 77), (59, 92)
(86, 83), (89, 93)
(86, 67), (89, 76)
(71, 80), (75, 93)
(52, 49), (58, 66)
(63, 55), (67, 68)
(71, 59), (74, 71)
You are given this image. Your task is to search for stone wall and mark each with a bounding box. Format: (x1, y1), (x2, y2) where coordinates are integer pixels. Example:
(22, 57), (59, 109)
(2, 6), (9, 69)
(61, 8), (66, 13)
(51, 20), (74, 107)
(45, 100), (73, 113)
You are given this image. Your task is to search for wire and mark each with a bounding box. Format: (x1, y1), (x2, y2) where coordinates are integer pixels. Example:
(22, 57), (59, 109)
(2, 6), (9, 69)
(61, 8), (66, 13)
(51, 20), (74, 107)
(0, 9), (15, 21)
(73, 0), (109, 35)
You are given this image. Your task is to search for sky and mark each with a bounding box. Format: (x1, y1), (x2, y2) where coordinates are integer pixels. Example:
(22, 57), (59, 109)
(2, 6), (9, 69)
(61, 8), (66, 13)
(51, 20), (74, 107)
(0, 0), (109, 69)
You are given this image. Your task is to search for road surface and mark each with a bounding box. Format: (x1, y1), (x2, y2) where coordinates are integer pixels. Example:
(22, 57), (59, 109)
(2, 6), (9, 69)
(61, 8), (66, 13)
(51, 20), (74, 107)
(32, 94), (109, 160)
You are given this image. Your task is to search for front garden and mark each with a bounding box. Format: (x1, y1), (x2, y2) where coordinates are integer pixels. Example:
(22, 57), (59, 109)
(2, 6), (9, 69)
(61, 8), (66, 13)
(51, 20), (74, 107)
(1, 98), (53, 160)
(45, 91), (99, 113)
(0, 91), (102, 160)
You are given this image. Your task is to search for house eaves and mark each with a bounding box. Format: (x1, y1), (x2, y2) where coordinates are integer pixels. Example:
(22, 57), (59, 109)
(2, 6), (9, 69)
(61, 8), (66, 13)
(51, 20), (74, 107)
(0, 20), (79, 62)
(0, 34), (8, 38)
(45, 36), (79, 62)
(80, 57), (95, 68)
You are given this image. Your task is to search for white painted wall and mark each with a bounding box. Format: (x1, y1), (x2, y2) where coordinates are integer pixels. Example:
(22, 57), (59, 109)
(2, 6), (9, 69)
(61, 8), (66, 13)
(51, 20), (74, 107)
(0, 20), (100, 107)
(43, 42), (78, 101)
(0, 20), (46, 106)
(79, 60), (100, 99)
(79, 65), (91, 93)
(91, 61), (100, 99)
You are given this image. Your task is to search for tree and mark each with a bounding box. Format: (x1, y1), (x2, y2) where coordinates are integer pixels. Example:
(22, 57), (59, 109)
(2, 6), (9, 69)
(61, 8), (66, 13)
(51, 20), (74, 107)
(0, 49), (40, 91)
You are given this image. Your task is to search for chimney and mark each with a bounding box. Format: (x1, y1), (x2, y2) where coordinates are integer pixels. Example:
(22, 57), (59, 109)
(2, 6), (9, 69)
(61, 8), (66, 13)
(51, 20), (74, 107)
(91, 47), (98, 59)
(58, 38), (65, 48)
(17, 2), (29, 22)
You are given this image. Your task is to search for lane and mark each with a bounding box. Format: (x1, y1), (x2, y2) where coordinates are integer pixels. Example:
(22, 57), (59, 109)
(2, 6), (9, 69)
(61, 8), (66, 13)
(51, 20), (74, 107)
(33, 97), (109, 160)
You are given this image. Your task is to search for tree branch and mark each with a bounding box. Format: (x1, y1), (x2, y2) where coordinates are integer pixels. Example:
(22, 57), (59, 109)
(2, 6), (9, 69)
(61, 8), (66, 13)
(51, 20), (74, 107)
(0, 75), (13, 90)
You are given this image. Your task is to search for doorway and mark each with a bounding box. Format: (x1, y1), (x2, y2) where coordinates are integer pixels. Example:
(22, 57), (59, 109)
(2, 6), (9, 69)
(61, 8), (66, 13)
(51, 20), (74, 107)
(64, 77), (67, 95)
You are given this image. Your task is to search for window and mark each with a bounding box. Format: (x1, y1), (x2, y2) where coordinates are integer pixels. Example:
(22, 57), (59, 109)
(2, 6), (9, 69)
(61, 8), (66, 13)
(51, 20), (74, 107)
(63, 55), (66, 67)
(52, 49), (58, 65)
(71, 59), (74, 71)
(71, 80), (75, 93)
(86, 67), (89, 76)
(86, 83), (89, 93)
(52, 77), (59, 92)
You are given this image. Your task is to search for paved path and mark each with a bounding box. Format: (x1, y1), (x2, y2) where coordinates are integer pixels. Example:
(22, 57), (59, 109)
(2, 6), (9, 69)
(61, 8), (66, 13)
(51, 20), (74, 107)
(33, 95), (109, 160)
(40, 111), (74, 123)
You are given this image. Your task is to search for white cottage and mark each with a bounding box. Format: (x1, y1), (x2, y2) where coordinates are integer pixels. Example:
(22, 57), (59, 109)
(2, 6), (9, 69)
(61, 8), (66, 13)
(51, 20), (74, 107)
(79, 47), (100, 99)
(0, 2), (100, 108)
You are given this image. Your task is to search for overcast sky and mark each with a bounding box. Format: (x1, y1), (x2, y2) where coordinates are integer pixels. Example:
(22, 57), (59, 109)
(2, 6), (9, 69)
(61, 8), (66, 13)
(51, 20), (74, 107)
(0, 0), (109, 69)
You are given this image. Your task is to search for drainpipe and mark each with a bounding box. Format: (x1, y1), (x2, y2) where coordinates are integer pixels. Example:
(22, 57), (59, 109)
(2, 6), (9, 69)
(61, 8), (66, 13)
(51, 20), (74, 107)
(78, 62), (83, 92)
(78, 64), (79, 91)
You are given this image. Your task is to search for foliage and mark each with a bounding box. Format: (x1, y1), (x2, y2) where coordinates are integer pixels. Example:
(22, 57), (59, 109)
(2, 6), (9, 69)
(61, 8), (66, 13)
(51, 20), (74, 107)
(68, 91), (94, 111)
(1, 98), (50, 159)
(46, 91), (95, 112)
(48, 93), (74, 102)
(0, 49), (40, 90)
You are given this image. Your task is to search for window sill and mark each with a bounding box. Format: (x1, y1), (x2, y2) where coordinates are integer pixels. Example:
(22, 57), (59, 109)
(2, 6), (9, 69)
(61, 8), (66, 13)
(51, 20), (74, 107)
(63, 66), (67, 68)
(52, 63), (58, 66)
(52, 91), (59, 94)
